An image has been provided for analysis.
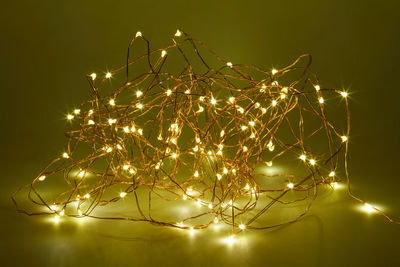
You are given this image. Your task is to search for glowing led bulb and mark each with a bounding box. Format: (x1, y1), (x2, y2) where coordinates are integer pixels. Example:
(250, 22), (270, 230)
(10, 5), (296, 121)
(341, 136), (348, 142)
(217, 173), (222, 180)
(223, 167), (228, 174)
(364, 203), (375, 212)
(74, 109), (80, 115)
(59, 210), (65, 216)
(78, 209), (82, 216)
(287, 183), (294, 189)
(331, 182), (339, 189)
(136, 90), (143, 97)
(226, 235), (235, 244)
(214, 217), (219, 223)
(67, 114), (74, 120)
(161, 50), (167, 57)
(38, 175), (46, 181)
(88, 119), (95, 125)
(136, 103), (143, 109)
(183, 195), (187, 200)
(106, 147), (113, 153)
(226, 62), (233, 68)
(329, 171), (335, 177)
(310, 159), (316, 165)
(106, 72), (112, 78)
(197, 106), (204, 113)
(314, 85), (320, 91)
(299, 154), (306, 161)
(271, 69), (278, 75)
(120, 192), (127, 198)
(78, 170), (86, 177)
(255, 102), (260, 108)
(280, 93), (286, 100)
(210, 97), (217, 105)
(194, 171), (199, 177)
(281, 87), (288, 93)
(243, 146), (248, 152)
(229, 97), (235, 103)
(232, 169), (236, 174)
(266, 161), (272, 167)
(272, 100), (277, 106)
(109, 99), (115, 106)
(116, 144), (122, 150)
(239, 224), (246, 230)
(90, 73), (96, 80)
(137, 128), (143, 135)
(108, 118), (116, 125)
(244, 183), (250, 190)
(241, 125), (248, 131)
(84, 193), (90, 199)
(220, 130), (225, 137)
(62, 152), (69, 159)
(319, 97), (324, 104)
(135, 31), (142, 37)
(340, 91), (348, 98)
(175, 29), (182, 37)
(54, 215), (60, 222)
(123, 165), (129, 170)
(172, 153), (178, 159)
(249, 121), (255, 126)
(166, 89), (172, 96)
(208, 204), (213, 209)
(123, 126), (130, 133)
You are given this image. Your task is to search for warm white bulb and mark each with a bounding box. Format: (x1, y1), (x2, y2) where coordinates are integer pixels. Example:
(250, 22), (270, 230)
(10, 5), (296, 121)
(319, 97), (324, 104)
(226, 62), (233, 67)
(314, 85), (320, 91)
(299, 154), (306, 161)
(120, 192), (127, 198)
(272, 100), (277, 106)
(161, 50), (167, 57)
(38, 175), (46, 181)
(310, 159), (316, 165)
(109, 99), (115, 106)
(62, 152), (69, 159)
(67, 114), (74, 120)
(106, 72), (112, 78)
(135, 31), (142, 37)
(271, 69), (278, 75)
(340, 91), (348, 97)
(329, 171), (335, 177)
(136, 91), (143, 97)
(90, 73), (96, 80)
(239, 224), (246, 230)
(211, 97), (217, 105)
(341, 136), (348, 142)
(287, 183), (294, 189)
(175, 29), (182, 37)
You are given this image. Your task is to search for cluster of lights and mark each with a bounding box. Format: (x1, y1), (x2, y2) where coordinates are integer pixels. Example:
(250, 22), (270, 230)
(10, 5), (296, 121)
(12, 29), (399, 241)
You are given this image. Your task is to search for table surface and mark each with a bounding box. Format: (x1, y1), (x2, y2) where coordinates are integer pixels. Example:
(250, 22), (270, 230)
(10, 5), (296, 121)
(1, 1), (400, 266)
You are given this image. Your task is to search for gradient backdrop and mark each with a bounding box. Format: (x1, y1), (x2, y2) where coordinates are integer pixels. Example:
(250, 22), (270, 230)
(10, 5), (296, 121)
(1, 0), (400, 266)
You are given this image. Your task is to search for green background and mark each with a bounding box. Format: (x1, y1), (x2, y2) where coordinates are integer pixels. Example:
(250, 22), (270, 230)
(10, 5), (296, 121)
(1, 0), (399, 266)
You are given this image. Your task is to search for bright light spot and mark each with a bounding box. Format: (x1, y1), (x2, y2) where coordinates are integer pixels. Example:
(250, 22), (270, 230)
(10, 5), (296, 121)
(266, 161), (272, 167)
(272, 100), (277, 106)
(135, 31), (142, 37)
(62, 152), (69, 159)
(229, 97), (235, 103)
(211, 97), (217, 105)
(220, 130), (225, 137)
(299, 154), (306, 161)
(84, 193), (90, 199)
(244, 183), (250, 190)
(239, 224), (246, 230)
(341, 136), (348, 142)
(90, 73), (96, 80)
(217, 173), (222, 180)
(67, 114), (74, 120)
(314, 85), (320, 91)
(123, 126), (130, 133)
(331, 182), (340, 189)
(175, 29), (182, 37)
(54, 215), (60, 223)
(319, 97), (324, 104)
(59, 210), (65, 216)
(241, 125), (248, 131)
(363, 203), (376, 213)
(340, 91), (348, 98)
(271, 69), (278, 75)
(243, 146), (248, 152)
(88, 119), (95, 125)
(120, 192), (127, 198)
(208, 204), (213, 209)
(224, 235), (236, 245)
(310, 159), (316, 165)
(226, 62), (233, 68)
(106, 72), (112, 78)
(172, 153), (178, 159)
(136, 103), (143, 109)
(214, 217), (219, 223)
(109, 99), (115, 106)
(281, 87), (288, 93)
(108, 118), (116, 125)
(74, 109), (80, 115)
(280, 94), (286, 100)
(166, 89), (172, 96)
(249, 121), (255, 126)
(161, 50), (167, 57)
(194, 171), (199, 177)
(287, 182), (294, 189)
(136, 90), (143, 97)
(38, 175), (46, 181)
(329, 171), (335, 177)
(223, 167), (228, 174)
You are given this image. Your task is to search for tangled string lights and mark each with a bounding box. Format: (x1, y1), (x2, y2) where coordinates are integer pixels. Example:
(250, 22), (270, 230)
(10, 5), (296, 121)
(13, 30), (399, 240)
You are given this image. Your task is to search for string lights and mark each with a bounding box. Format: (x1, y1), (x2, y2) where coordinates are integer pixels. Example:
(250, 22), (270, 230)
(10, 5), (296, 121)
(12, 30), (399, 241)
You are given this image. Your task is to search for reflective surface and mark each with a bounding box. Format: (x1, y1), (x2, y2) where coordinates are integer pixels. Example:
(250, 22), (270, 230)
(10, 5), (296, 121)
(1, 0), (400, 266)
